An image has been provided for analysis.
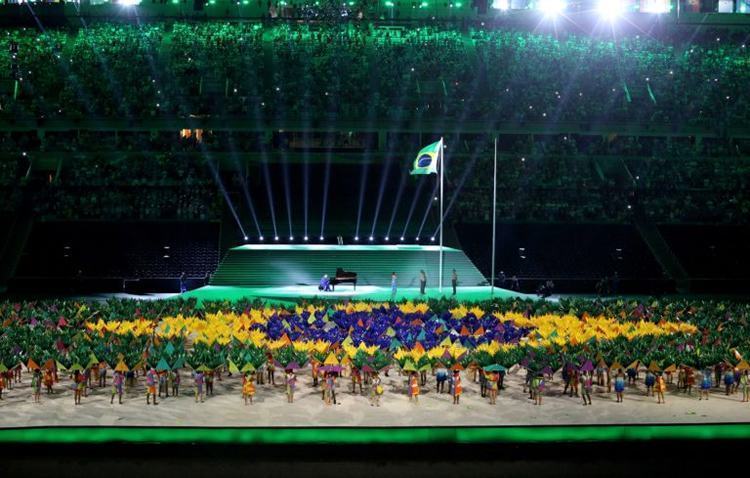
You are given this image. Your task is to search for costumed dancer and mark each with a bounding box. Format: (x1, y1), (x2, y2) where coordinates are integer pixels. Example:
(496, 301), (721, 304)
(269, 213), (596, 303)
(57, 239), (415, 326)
(655, 373), (666, 404)
(534, 372), (545, 405)
(0, 371), (5, 400)
(644, 370), (655, 397)
(43, 367), (54, 394)
(285, 369), (296, 403)
(266, 354), (276, 385)
(614, 369), (625, 403)
(435, 364), (448, 394)
(31, 368), (42, 403)
(699, 368), (711, 400)
(581, 371), (593, 406)
(145, 367), (158, 405)
(311, 360), (320, 388)
(351, 367), (362, 394)
(242, 372), (256, 405)
(193, 370), (205, 403)
(111, 370), (124, 404)
(98, 363), (107, 388)
(171, 370), (180, 396)
(487, 371), (498, 405)
(741, 370), (750, 403)
(408, 371), (419, 403)
(206, 370), (214, 396)
(370, 372), (382, 407)
(450, 370), (462, 405)
(73, 370), (85, 405)
(324, 372), (336, 405)
(724, 367), (736, 396)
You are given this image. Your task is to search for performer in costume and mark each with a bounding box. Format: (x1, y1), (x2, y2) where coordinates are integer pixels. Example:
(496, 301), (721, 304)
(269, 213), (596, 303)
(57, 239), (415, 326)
(242, 372), (256, 405)
(171, 370), (180, 396)
(655, 372), (666, 404)
(266, 354), (276, 385)
(351, 367), (362, 394)
(644, 370), (655, 397)
(582, 371), (593, 406)
(145, 367), (158, 405)
(73, 370), (85, 405)
(699, 368), (711, 400)
(111, 370), (124, 404)
(193, 370), (205, 403)
(614, 369), (626, 403)
(370, 372), (382, 407)
(43, 368), (54, 394)
(486, 371), (499, 405)
(318, 274), (332, 292)
(31, 368), (42, 403)
(450, 370), (462, 405)
(409, 371), (420, 403)
(285, 369), (296, 403)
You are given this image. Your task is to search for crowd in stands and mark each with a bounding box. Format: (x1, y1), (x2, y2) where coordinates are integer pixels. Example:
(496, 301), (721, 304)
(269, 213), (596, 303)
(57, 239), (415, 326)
(0, 23), (749, 124)
(28, 155), (221, 221)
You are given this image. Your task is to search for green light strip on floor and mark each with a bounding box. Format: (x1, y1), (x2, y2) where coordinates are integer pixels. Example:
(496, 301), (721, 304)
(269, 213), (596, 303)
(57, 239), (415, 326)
(2, 424), (750, 444)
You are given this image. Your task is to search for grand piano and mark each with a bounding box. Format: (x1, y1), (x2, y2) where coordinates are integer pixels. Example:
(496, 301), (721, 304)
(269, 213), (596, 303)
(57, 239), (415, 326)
(330, 268), (357, 291)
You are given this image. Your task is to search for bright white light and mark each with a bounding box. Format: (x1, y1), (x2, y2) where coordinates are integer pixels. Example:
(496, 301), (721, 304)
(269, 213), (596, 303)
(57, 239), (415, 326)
(640, 0), (669, 13)
(289, 236), (294, 241)
(119, 0), (141, 5)
(400, 237), (405, 241)
(319, 236), (324, 241)
(538, 0), (566, 16)
(430, 237), (436, 242)
(597, 0), (625, 20)
(385, 237), (389, 241)
(259, 236), (264, 241)
(491, 0), (509, 9)
(275, 236), (280, 241)
(355, 236), (360, 241)
(243, 236), (248, 241)
(304, 236), (309, 241)
(415, 237), (420, 241)
(369, 236), (374, 241)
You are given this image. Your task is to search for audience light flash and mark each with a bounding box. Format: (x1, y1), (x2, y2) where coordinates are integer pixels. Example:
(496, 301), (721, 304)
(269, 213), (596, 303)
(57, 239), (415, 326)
(491, 0), (509, 10)
(598, 0), (625, 20)
(538, 0), (566, 16)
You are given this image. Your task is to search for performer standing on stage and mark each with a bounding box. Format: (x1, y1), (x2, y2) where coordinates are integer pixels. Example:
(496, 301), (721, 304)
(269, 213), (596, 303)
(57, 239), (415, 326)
(419, 270), (427, 295)
(451, 269), (458, 295)
(390, 272), (397, 301)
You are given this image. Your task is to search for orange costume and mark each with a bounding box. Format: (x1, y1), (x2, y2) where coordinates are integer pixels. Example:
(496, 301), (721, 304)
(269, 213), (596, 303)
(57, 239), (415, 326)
(242, 376), (255, 397)
(43, 369), (54, 389)
(655, 376), (666, 393)
(409, 375), (420, 397)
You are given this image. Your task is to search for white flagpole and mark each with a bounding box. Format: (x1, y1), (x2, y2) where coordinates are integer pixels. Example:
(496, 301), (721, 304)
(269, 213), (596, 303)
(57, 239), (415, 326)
(439, 137), (444, 294)
(491, 136), (497, 297)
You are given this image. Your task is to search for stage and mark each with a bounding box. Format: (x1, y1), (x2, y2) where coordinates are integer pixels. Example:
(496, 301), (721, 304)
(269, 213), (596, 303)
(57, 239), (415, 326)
(180, 285), (530, 304)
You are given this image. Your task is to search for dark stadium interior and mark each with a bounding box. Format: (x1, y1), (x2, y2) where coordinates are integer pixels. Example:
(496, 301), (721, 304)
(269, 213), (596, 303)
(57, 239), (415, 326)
(1, 0), (750, 474)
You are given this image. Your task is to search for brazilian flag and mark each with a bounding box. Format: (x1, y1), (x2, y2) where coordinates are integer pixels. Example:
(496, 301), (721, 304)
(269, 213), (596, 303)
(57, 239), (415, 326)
(410, 139), (442, 175)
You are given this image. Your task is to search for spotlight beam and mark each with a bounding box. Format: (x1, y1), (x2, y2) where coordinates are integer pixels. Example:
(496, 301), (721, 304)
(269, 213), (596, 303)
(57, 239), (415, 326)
(354, 162), (370, 240)
(262, 161), (279, 239)
(320, 149), (332, 240)
(415, 180), (440, 242)
(231, 154), (262, 238)
(399, 176), (426, 242)
(369, 157), (394, 239)
(385, 168), (409, 241)
(206, 156), (247, 240)
(303, 151), (309, 240)
(282, 155), (293, 240)
(429, 150), (480, 240)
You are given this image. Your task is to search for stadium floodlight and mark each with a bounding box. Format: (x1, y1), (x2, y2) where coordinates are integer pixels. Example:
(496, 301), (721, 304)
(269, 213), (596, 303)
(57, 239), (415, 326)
(243, 236), (249, 241)
(430, 237), (435, 242)
(369, 236), (374, 242)
(491, 0), (509, 10)
(385, 237), (389, 241)
(538, 0), (566, 16)
(355, 236), (360, 241)
(289, 236), (294, 241)
(597, 0), (625, 20)
(304, 236), (309, 241)
(415, 237), (420, 241)
(319, 236), (324, 241)
(400, 236), (405, 241)
(119, 0), (141, 5)
(275, 236), (280, 241)
(259, 236), (264, 241)
(640, 0), (669, 13)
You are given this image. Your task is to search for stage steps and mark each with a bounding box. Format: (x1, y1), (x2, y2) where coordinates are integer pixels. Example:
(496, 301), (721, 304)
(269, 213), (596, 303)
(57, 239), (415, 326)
(210, 244), (487, 288)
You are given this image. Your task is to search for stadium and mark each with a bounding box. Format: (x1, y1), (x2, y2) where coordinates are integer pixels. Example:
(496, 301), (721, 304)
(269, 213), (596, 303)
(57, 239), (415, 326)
(0, 0), (749, 475)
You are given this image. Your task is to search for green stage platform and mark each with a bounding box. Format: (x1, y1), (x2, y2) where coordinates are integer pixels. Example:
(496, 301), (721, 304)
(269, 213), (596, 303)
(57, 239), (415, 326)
(210, 244), (486, 288)
(181, 285), (528, 304)
(3, 424), (750, 444)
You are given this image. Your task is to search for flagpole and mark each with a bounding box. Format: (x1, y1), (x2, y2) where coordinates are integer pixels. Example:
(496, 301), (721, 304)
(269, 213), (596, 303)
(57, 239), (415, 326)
(439, 137), (444, 294)
(491, 136), (497, 297)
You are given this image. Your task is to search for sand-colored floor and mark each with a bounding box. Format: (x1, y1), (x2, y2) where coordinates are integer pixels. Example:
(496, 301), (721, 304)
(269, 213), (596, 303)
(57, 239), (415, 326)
(2, 366), (749, 428)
